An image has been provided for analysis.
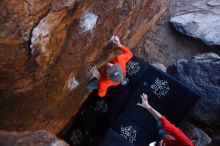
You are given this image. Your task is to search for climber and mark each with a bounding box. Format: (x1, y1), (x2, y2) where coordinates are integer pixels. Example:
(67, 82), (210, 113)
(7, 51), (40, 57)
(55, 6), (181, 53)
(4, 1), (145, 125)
(87, 35), (133, 97)
(137, 93), (194, 146)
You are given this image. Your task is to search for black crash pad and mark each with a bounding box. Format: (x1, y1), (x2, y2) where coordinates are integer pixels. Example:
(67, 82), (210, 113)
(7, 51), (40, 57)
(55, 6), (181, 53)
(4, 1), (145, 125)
(63, 56), (199, 146)
(99, 128), (134, 146)
(112, 114), (156, 146)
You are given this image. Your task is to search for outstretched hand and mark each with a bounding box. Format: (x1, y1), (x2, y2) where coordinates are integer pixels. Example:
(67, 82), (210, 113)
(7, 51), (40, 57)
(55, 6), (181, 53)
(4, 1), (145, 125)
(137, 93), (162, 119)
(111, 35), (122, 47)
(137, 93), (151, 109)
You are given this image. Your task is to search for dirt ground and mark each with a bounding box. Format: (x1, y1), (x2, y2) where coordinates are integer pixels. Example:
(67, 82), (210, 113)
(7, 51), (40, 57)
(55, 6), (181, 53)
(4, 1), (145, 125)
(133, 0), (220, 67)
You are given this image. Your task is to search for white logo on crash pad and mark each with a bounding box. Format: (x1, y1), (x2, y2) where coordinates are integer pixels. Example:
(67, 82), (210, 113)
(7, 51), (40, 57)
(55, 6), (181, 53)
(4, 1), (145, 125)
(69, 129), (83, 145)
(126, 60), (140, 76)
(151, 78), (170, 98)
(94, 100), (108, 113)
(120, 126), (137, 143)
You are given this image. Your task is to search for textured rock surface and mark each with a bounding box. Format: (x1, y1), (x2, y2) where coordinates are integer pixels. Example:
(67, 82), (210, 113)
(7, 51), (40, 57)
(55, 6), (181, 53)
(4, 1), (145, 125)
(180, 121), (212, 146)
(208, 0), (220, 6)
(169, 0), (220, 47)
(0, 0), (168, 134)
(173, 53), (220, 125)
(0, 130), (69, 146)
(151, 63), (167, 72)
(134, 0), (220, 68)
(167, 52), (220, 145)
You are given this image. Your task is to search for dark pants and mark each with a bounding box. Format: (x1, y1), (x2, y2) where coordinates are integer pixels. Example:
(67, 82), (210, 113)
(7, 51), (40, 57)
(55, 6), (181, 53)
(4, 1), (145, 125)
(87, 79), (98, 90)
(156, 120), (169, 138)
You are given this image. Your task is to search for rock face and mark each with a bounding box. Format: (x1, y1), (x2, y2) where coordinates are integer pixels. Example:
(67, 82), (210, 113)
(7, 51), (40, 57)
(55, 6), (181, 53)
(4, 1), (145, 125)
(169, 52), (220, 145)
(208, 0), (220, 6)
(0, 0), (168, 134)
(169, 0), (220, 47)
(173, 53), (220, 125)
(151, 63), (167, 72)
(0, 130), (69, 146)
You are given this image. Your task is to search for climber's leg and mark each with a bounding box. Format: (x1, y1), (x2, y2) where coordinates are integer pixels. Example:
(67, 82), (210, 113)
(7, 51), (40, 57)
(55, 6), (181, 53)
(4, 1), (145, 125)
(87, 79), (98, 90)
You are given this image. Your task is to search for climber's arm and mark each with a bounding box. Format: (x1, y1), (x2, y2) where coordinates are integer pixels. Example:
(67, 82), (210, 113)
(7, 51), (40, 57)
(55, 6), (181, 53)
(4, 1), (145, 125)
(97, 75), (112, 97)
(111, 35), (133, 62)
(97, 82), (108, 97)
(118, 45), (133, 62)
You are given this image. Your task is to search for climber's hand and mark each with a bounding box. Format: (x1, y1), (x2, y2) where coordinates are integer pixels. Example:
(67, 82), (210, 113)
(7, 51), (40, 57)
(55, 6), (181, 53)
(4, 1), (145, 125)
(92, 68), (101, 80)
(111, 35), (122, 47)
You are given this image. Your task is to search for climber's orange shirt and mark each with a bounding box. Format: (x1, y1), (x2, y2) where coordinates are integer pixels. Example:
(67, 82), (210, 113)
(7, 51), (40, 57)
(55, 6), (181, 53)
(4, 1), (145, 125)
(98, 45), (133, 97)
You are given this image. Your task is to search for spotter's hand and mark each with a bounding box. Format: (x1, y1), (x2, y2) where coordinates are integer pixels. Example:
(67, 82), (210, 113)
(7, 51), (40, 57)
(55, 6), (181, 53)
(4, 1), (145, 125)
(137, 93), (151, 109)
